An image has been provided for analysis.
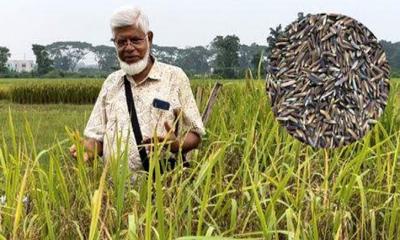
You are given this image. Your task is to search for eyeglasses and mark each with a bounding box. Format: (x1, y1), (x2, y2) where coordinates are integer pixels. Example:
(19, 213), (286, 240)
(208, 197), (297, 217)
(111, 34), (148, 49)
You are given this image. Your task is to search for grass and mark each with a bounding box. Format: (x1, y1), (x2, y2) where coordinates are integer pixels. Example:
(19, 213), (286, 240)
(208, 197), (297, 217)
(0, 78), (400, 239)
(0, 100), (92, 150)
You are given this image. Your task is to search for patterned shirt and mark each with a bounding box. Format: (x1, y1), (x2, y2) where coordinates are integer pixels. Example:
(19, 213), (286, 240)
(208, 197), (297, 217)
(83, 56), (205, 170)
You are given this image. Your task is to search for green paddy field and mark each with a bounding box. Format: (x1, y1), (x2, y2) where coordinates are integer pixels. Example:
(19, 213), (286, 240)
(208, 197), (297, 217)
(0, 78), (400, 239)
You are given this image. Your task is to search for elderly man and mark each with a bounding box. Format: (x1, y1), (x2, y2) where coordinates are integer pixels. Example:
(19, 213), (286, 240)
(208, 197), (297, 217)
(69, 6), (205, 171)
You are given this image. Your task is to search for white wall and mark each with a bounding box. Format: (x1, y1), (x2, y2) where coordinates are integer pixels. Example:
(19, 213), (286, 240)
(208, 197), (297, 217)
(7, 60), (35, 72)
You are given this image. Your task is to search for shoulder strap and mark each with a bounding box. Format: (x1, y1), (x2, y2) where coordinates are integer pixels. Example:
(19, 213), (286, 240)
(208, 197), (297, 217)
(123, 76), (149, 171)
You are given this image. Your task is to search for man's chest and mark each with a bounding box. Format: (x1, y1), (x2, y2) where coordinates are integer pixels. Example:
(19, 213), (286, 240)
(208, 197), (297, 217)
(104, 79), (180, 138)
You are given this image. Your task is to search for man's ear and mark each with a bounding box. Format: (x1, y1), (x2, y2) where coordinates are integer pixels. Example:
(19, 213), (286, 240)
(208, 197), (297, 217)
(148, 31), (154, 45)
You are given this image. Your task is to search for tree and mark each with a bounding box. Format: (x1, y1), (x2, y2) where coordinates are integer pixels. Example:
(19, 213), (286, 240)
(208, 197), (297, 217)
(46, 41), (93, 72)
(210, 35), (240, 78)
(239, 43), (266, 68)
(0, 47), (11, 73)
(251, 50), (266, 79)
(380, 40), (400, 70)
(32, 44), (53, 75)
(152, 45), (180, 65)
(94, 45), (118, 72)
(176, 46), (210, 75)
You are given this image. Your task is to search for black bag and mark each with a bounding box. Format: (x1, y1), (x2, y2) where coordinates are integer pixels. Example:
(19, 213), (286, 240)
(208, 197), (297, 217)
(123, 76), (187, 174)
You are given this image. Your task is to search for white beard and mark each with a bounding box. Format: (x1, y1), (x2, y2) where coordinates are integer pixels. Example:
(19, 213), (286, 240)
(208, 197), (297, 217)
(118, 48), (150, 76)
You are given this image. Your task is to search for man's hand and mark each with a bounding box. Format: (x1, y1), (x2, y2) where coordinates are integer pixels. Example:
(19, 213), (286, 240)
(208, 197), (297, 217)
(143, 122), (180, 153)
(69, 138), (103, 161)
(142, 121), (201, 153)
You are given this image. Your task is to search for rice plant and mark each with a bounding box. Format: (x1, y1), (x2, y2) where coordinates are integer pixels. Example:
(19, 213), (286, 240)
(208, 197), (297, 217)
(0, 79), (400, 239)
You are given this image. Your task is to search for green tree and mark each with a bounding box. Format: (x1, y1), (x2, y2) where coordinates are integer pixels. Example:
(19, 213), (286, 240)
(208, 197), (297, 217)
(46, 41), (93, 72)
(176, 46), (210, 75)
(152, 45), (180, 64)
(0, 47), (11, 73)
(210, 35), (240, 78)
(94, 45), (118, 72)
(251, 50), (266, 79)
(238, 43), (267, 78)
(380, 40), (400, 71)
(32, 44), (53, 75)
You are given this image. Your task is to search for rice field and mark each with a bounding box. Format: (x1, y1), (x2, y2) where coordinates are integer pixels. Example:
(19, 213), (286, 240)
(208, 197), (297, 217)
(1, 78), (400, 239)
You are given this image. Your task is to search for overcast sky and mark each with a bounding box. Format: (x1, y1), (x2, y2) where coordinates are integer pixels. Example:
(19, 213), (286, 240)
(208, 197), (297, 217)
(0, 0), (399, 60)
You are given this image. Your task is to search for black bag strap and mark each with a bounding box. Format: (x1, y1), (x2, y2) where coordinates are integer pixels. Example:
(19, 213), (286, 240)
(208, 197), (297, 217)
(123, 76), (150, 171)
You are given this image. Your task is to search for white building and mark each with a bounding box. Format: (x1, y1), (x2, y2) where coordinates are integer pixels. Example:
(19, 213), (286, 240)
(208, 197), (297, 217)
(7, 60), (35, 72)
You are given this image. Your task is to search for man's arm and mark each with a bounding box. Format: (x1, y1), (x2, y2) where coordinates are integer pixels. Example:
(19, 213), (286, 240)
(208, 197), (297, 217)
(165, 120), (201, 153)
(170, 131), (201, 153)
(84, 138), (103, 158)
(143, 122), (201, 154)
(70, 74), (112, 161)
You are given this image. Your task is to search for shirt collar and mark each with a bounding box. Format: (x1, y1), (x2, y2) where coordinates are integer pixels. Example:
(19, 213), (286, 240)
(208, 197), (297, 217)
(147, 55), (162, 80)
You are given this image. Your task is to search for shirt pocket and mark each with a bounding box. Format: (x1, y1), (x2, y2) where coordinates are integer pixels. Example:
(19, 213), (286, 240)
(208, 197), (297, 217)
(149, 102), (175, 136)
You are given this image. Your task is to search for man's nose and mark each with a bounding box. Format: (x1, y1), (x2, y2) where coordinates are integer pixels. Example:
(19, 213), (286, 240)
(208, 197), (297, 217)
(125, 43), (136, 51)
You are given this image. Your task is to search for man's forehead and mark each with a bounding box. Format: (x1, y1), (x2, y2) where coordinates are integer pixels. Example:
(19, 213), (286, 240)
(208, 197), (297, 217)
(114, 25), (146, 36)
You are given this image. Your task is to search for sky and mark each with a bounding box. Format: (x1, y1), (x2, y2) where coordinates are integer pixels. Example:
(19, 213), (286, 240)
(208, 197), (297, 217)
(0, 0), (399, 60)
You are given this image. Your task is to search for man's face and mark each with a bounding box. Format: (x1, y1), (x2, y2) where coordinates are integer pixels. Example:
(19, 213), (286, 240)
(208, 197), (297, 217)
(113, 25), (153, 64)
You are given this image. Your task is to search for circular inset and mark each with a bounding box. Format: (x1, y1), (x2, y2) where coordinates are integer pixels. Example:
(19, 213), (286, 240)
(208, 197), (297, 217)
(266, 13), (390, 148)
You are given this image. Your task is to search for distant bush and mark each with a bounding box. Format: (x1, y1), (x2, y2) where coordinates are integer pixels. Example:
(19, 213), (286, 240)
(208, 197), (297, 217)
(390, 69), (400, 78)
(4, 78), (220, 104)
(9, 79), (103, 104)
(42, 69), (65, 78)
(0, 88), (9, 100)
(0, 71), (35, 78)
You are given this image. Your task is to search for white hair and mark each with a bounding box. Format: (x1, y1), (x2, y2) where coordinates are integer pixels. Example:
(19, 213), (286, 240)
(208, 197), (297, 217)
(110, 6), (150, 36)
